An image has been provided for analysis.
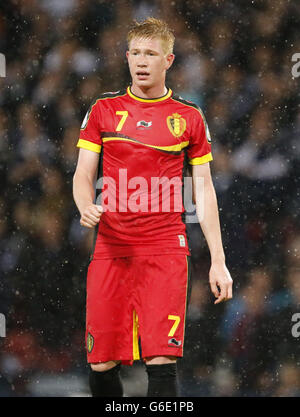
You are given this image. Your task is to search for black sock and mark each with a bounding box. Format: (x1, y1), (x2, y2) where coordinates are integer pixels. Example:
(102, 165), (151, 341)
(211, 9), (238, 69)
(89, 364), (123, 397)
(146, 363), (178, 397)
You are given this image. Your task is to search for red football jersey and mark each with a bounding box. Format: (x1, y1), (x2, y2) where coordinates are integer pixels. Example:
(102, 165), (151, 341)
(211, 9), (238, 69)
(77, 86), (212, 259)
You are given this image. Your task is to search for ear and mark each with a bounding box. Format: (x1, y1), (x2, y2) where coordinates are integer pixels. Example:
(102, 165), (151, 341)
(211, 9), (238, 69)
(126, 50), (129, 60)
(166, 53), (175, 70)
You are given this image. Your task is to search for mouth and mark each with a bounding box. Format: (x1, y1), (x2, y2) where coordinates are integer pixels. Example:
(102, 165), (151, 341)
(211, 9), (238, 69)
(136, 71), (150, 80)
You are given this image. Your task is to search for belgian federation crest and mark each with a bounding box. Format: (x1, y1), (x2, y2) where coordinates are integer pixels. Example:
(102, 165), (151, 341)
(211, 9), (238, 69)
(167, 113), (186, 137)
(87, 332), (94, 353)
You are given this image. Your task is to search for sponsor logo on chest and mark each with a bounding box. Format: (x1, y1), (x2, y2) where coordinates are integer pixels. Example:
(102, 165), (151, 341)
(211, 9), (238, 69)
(136, 120), (152, 129)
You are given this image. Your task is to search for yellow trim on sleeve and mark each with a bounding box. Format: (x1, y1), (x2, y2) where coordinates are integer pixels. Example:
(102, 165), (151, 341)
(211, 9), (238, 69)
(188, 152), (213, 165)
(77, 139), (101, 153)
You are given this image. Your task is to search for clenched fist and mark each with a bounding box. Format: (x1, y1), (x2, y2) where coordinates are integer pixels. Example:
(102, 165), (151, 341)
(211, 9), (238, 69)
(209, 262), (233, 304)
(80, 204), (103, 228)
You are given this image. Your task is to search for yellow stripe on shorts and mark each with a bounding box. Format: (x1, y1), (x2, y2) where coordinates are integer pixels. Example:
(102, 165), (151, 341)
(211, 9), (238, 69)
(133, 310), (140, 360)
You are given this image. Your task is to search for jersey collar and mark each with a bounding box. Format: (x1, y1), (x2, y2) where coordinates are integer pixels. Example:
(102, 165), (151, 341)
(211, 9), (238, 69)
(127, 86), (172, 103)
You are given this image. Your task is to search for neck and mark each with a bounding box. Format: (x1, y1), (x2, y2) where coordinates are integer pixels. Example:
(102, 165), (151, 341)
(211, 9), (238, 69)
(130, 82), (168, 99)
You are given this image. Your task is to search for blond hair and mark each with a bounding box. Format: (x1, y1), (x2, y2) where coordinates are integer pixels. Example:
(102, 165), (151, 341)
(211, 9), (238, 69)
(127, 17), (175, 55)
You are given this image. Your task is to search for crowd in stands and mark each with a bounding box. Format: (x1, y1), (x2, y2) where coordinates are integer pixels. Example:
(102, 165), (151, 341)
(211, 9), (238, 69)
(0, 0), (299, 396)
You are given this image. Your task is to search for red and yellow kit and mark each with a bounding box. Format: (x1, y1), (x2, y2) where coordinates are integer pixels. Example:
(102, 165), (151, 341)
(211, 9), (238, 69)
(77, 86), (212, 259)
(77, 86), (212, 364)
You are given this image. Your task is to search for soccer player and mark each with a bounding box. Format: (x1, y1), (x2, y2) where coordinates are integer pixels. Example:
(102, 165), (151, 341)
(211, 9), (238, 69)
(73, 18), (233, 397)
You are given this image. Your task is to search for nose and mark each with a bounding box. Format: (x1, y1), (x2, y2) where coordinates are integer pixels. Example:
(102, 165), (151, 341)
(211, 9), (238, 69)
(137, 54), (148, 67)
(137, 61), (147, 68)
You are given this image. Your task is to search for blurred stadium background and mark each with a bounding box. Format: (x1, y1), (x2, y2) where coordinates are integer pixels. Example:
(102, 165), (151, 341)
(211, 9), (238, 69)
(0, 0), (300, 397)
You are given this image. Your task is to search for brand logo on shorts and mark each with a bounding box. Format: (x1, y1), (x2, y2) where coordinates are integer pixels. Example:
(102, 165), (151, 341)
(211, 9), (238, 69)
(87, 332), (94, 353)
(168, 338), (182, 347)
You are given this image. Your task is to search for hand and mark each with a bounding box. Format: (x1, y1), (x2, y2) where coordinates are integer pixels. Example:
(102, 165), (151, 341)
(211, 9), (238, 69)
(80, 204), (103, 228)
(209, 262), (233, 304)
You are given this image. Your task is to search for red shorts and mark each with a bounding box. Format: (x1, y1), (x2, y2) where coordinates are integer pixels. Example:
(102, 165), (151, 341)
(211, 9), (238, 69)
(85, 254), (191, 365)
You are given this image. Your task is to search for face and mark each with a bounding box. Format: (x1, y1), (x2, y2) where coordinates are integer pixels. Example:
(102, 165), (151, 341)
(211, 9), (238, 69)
(126, 37), (174, 90)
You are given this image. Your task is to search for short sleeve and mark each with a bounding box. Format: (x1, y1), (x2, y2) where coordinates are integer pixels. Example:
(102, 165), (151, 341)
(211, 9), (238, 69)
(187, 107), (213, 165)
(76, 100), (102, 153)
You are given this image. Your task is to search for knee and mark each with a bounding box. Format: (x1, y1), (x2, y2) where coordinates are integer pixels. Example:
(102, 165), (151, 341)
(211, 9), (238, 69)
(90, 360), (120, 372)
(144, 356), (177, 365)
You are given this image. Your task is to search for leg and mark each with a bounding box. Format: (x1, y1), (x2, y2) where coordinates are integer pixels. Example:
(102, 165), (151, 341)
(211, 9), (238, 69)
(145, 356), (177, 365)
(89, 360), (123, 397)
(134, 255), (191, 397)
(144, 355), (178, 397)
(91, 361), (120, 372)
(85, 258), (136, 397)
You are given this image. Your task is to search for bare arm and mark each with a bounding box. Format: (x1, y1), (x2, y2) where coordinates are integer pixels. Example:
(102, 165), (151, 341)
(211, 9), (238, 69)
(73, 148), (103, 228)
(192, 162), (233, 304)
